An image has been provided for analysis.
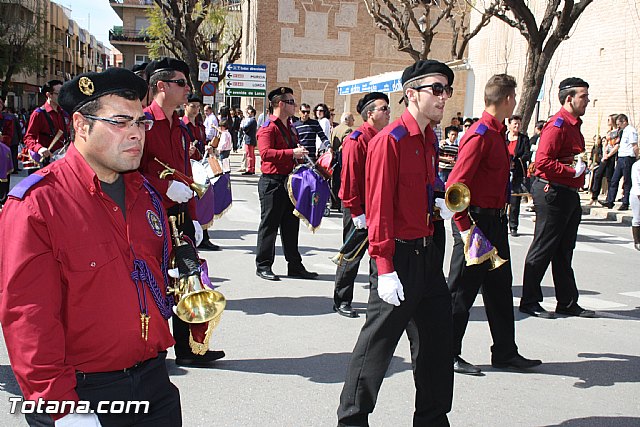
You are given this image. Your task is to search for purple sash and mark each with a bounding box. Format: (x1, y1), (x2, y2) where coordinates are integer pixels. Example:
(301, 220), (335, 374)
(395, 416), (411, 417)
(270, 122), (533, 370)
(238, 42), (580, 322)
(213, 173), (232, 217)
(0, 144), (13, 180)
(287, 165), (331, 232)
(195, 185), (215, 228)
(464, 225), (499, 266)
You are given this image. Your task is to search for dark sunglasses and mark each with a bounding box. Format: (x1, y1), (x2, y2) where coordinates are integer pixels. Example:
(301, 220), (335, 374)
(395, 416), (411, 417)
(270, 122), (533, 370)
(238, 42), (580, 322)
(281, 99), (296, 105)
(300, 110), (310, 114)
(413, 82), (454, 97)
(161, 79), (188, 87)
(373, 106), (390, 112)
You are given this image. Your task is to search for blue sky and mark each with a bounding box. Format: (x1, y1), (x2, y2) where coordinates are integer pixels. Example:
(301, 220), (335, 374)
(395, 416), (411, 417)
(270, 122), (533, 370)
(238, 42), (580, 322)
(54, 0), (122, 49)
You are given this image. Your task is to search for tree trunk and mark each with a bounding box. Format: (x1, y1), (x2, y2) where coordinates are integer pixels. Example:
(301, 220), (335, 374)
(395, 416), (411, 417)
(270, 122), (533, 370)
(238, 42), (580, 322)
(515, 42), (555, 130)
(1, 63), (17, 99)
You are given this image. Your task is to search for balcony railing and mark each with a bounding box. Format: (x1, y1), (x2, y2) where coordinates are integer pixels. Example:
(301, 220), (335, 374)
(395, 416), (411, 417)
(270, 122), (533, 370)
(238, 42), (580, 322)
(109, 0), (154, 5)
(109, 28), (150, 43)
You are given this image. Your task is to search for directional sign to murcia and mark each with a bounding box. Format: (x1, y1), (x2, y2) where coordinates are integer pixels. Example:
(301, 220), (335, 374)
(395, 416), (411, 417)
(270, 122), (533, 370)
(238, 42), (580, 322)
(225, 64), (267, 97)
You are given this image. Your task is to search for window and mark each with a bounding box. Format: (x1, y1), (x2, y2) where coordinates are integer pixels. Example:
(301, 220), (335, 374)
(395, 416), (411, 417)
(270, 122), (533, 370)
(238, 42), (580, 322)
(135, 17), (150, 32)
(135, 55), (149, 65)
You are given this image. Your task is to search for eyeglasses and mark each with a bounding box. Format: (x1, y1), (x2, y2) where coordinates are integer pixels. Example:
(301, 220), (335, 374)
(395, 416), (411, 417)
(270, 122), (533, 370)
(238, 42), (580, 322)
(315, 109), (325, 113)
(463, 124), (471, 128)
(413, 82), (454, 97)
(281, 99), (296, 105)
(300, 110), (310, 114)
(83, 114), (154, 131)
(160, 79), (188, 87)
(373, 106), (391, 112)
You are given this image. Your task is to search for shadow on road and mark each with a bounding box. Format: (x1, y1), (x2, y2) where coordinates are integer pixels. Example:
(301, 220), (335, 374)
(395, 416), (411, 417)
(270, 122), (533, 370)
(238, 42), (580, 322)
(541, 416), (640, 426)
(0, 364), (22, 396)
(201, 352), (412, 384)
(226, 296), (341, 316)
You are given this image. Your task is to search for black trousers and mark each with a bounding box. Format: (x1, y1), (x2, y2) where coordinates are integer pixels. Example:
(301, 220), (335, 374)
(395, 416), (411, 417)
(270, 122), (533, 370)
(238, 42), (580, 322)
(255, 174), (302, 271)
(508, 195), (522, 231)
(590, 159), (615, 199)
(333, 207), (368, 307)
(11, 144), (19, 171)
(448, 214), (518, 362)
(0, 177), (9, 206)
(331, 161), (342, 209)
(606, 156), (635, 205)
(25, 352), (181, 427)
(338, 241), (452, 427)
(522, 180), (581, 306)
(167, 205), (197, 358)
(433, 219), (446, 270)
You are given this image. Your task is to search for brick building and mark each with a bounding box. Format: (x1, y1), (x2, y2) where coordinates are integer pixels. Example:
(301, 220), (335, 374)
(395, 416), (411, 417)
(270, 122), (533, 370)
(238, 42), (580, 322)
(466, 0), (640, 143)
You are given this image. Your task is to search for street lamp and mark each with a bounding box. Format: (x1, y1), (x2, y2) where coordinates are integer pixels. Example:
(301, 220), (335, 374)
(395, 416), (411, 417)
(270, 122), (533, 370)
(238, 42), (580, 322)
(209, 35), (219, 61)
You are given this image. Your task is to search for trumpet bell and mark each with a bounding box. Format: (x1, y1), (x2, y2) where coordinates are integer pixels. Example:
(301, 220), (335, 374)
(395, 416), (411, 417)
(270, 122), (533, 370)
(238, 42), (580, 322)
(445, 182), (471, 212)
(330, 253), (344, 266)
(190, 182), (209, 199)
(175, 288), (226, 323)
(488, 253), (508, 271)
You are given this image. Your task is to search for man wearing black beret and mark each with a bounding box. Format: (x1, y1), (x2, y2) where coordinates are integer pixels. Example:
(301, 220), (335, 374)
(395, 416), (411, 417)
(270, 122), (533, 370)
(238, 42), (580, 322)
(130, 62), (150, 107)
(332, 91), (389, 318)
(23, 79), (71, 170)
(521, 77), (596, 318)
(0, 68), (183, 425)
(255, 86), (316, 281)
(138, 57), (226, 367)
(338, 60), (454, 426)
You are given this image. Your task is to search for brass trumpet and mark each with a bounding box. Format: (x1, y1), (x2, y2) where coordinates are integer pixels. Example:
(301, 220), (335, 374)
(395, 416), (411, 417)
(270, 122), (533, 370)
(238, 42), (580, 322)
(155, 157), (208, 198)
(445, 182), (471, 212)
(330, 228), (369, 266)
(167, 216), (226, 324)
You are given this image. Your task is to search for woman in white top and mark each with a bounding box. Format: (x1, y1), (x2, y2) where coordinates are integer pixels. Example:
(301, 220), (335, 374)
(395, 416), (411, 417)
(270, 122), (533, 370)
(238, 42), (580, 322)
(630, 155), (640, 250)
(313, 103), (332, 152)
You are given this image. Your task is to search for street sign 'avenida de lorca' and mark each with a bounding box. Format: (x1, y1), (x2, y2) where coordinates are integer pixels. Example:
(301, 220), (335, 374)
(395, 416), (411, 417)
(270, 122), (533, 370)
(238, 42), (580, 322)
(225, 64), (266, 98)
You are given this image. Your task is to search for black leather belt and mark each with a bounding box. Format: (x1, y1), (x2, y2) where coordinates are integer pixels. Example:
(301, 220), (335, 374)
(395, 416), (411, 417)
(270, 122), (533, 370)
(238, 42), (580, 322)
(75, 352), (164, 379)
(468, 205), (507, 217)
(395, 236), (433, 247)
(537, 178), (579, 193)
(261, 173), (288, 181)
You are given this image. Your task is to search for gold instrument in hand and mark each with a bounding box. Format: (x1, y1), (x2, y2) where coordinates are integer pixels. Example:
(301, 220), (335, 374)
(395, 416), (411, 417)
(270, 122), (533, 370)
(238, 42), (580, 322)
(154, 157), (208, 198)
(330, 228), (368, 266)
(166, 216), (226, 324)
(444, 182), (471, 212)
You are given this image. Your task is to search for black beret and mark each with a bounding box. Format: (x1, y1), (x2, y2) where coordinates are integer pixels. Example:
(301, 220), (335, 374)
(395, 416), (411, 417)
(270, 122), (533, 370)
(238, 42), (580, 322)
(187, 94), (202, 104)
(267, 86), (293, 102)
(356, 92), (389, 114)
(559, 77), (589, 91)
(401, 60), (454, 87)
(42, 80), (63, 95)
(58, 68), (148, 114)
(145, 57), (190, 81)
(131, 62), (148, 76)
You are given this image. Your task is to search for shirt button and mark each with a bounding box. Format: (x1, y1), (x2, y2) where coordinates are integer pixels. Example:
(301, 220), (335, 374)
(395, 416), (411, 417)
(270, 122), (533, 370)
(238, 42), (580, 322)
(41, 168), (50, 174)
(113, 206), (118, 211)
(89, 186), (95, 193)
(90, 261), (96, 267)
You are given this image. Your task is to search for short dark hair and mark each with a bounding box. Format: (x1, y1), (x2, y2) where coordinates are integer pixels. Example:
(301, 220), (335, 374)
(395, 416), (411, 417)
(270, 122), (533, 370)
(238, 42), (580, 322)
(149, 70), (176, 96)
(617, 114), (628, 124)
(270, 94), (289, 109)
(448, 128), (459, 135)
(463, 118), (473, 126)
(300, 103), (310, 110)
(508, 115), (522, 123)
(535, 120), (545, 130)
(219, 119), (229, 129)
(484, 74), (517, 106)
(361, 102), (378, 121)
(558, 77), (589, 104)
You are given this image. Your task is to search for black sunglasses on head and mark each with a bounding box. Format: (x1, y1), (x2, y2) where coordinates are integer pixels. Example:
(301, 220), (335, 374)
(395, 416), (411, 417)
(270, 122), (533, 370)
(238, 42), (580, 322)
(161, 79), (188, 87)
(413, 82), (454, 97)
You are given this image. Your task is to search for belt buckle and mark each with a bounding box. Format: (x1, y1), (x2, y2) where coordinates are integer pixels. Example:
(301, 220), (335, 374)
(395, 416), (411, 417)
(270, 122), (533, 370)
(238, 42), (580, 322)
(124, 362), (141, 372)
(422, 236), (427, 247)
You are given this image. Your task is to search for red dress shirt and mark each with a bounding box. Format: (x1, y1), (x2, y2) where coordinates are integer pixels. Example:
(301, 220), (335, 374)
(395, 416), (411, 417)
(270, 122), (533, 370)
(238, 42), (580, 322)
(1, 112), (15, 146)
(182, 116), (206, 161)
(140, 100), (197, 220)
(257, 114), (297, 175)
(535, 107), (585, 188)
(0, 144), (174, 416)
(23, 103), (70, 153)
(366, 110), (438, 275)
(448, 111), (511, 232)
(339, 122), (378, 218)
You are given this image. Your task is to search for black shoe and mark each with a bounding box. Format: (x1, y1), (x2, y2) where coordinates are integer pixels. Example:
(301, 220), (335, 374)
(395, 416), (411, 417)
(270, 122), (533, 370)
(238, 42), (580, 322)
(287, 266), (318, 279)
(256, 269), (279, 281)
(453, 356), (482, 375)
(618, 204), (629, 211)
(198, 241), (221, 251)
(492, 354), (541, 370)
(519, 303), (555, 319)
(510, 229), (519, 237)
(241, 171), (254, 175)
(598, 200), (614, 209)
(333, 302), (358, 318)
(555, 302), (595, 318)
(175, 350), (225, 367)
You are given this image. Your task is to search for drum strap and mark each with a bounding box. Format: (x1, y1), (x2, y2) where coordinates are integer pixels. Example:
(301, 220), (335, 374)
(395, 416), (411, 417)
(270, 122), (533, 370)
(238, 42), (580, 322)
(274, 119), (297, 149)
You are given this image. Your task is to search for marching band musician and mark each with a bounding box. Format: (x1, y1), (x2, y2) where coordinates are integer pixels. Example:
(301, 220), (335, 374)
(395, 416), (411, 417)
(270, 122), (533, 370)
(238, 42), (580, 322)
(520, 78), (595, 318)
(255, 87), (317, 281)
(0, 68), (182, 426)
(23, 79), (71, 168)
(332, 92), (390, 318)
(139, 57), (225, 367)
(446, 74), (541, 376)
(337, 60), (454, 426)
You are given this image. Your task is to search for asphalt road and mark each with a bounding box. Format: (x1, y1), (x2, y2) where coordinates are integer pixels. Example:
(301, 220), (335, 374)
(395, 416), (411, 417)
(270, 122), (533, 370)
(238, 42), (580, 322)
(1, 153), (639, 426)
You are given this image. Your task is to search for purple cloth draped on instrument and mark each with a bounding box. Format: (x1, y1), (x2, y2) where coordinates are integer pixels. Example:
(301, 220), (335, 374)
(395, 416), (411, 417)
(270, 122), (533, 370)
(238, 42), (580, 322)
(199, 259), (214, 289)
(29, 149), (41, 164)
(0, 144), (13, 180)
(287, 165), (331, 232)
(196, 185), (215, 228)
(464, 224), (499, 266)
(213, 173), (232, 217)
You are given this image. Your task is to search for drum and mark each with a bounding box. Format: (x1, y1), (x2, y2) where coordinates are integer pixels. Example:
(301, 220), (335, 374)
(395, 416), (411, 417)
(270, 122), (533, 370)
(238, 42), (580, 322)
(191, 160), (215, 228)
(287, 165), (331, 232)
(212, 173), (232, 218)
(315, 151), (333, 179)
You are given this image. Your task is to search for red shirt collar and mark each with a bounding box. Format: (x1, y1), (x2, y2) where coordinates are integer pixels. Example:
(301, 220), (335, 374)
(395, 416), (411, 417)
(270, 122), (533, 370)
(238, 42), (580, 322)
(43, 102), (63, 115)
(481, 111), (506, 133)
(400, 109), (430, 137)
(148, 100), (180, 126)
(559, 106), (582, 126)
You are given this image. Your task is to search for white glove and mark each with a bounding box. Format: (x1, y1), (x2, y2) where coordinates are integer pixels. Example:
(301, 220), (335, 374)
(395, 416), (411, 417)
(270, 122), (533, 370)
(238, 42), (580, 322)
(193, 220), (203, 246)
(168, 267), (180, 279)
(55, 412), (102, 426)
(352, 213), (366, 229)
(37, 147), (51, 158)
(434, 198), (454, 220)
(377, 271), (405, 306)
(166, 180), (194, 203)
(460, 228), (470, 243)
(574, 157), (586, 178)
